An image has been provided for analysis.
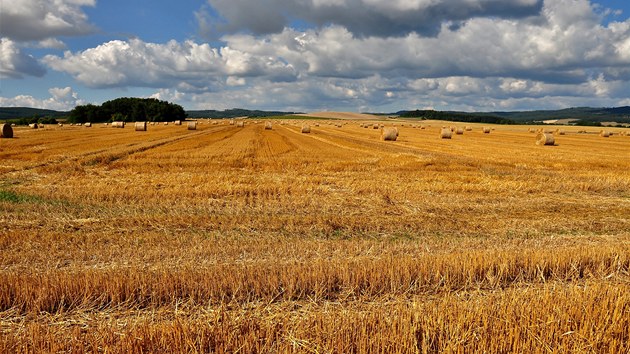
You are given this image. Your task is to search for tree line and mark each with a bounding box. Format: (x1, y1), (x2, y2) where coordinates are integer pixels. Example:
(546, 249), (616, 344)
(399, 110), (515, 124)
(68, 98), (186, 123)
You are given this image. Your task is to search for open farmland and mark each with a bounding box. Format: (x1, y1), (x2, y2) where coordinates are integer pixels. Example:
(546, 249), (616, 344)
(1, 119), (629, 352)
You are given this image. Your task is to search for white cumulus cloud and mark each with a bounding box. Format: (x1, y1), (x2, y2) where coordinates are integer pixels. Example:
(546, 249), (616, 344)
(0, 38), (46, 78)
(0, 0), (96, 42)
(0, 87), (85, 111)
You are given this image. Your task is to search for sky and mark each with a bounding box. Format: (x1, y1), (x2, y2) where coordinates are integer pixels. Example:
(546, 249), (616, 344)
(1, 0), (629, 113)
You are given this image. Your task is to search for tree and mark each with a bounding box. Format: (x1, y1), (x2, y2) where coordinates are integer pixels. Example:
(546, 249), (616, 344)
(68, 98), (186, 123)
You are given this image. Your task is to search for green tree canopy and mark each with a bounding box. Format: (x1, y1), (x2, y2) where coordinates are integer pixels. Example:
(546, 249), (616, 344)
(68, 98), (186, 123)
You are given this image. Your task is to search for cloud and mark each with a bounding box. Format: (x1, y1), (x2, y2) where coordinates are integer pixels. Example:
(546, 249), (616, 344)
(0, 0), (96, 42)
(0, 87), (85, 111)
(201, 0), (543, 37)
(43, 39), (298, 89)
(0, 38), (47, 78)
(39, 0), (630, 111)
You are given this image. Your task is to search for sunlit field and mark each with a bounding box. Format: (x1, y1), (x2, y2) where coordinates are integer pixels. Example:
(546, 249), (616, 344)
(1, 119), (629, 352)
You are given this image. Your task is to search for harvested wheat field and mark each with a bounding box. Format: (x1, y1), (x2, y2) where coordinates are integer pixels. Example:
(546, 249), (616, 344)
(0, 120), (629, 353)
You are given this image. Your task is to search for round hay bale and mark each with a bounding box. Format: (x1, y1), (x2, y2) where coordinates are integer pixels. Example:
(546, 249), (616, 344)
(236, 121), (244, 127)
(164, 122), (168, 126)
(482, 127), (491, 134)
(188, 121), (197, 130)
(465, 126), (472, 131)
(555, 129), (565, 135)
(112, 121), (125, 128)
(301, 125), (311, 133)
(1, 123), (14, 138)
(29, 123), (38, 129)
(455, 127), (464, 135)
(174, 120), (182, 125)
(373, 124), (379, 129)
(381, 127), (398, 141)
(135, 121), (148, 131)
(440, 128), (452, 139)
(229, 120), (235, 125)
(536, 133), (555, 146)
(84, 122), (92, 127)
(600, 130), (610, 137)
(264, 121), (272, 130)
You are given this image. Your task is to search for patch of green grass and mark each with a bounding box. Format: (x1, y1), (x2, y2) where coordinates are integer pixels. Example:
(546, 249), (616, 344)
(0, 190), (37, 203)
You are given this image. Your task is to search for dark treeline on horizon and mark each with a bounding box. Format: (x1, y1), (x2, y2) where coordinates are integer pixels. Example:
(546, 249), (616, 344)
(68, 98), (186, 123)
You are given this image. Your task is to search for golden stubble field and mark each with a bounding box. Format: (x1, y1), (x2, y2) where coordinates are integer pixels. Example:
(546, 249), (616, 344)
(0, 119), (629, 353)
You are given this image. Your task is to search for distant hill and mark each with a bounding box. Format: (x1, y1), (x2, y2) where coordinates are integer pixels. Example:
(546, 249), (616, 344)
(396, 106), (630, 125)
(186, 109), (301, 119)
(0, 107), (68, 120)
(3, 106), (629, 125)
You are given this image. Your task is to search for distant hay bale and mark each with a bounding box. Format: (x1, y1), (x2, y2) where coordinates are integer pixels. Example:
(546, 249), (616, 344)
(164, 122), (168, 126)
(174, 120), (182, 125)
(237, 121), (244, 127)
(112, 121), (125, 128)
(420, 125), (425, 129)
(455, 127), (464, 135)
(536, 133), (555, 146)
(264, 121), (272, 130)
(135, 121), (148, 131)
(58, 123), (63, 127)
(465, 126), (472, 131)
(528, 128), (535, 133)
(1, 123), (14, 138)
(600, 130), (610, 137)
(315, 123), (320, 127)
(373, 124), (379, 129)
(301, 125), (311, 133)
(84, 122), (92, 127)
(188, 121), (197, 130)
(555, 129), (565, 135)
(381, 127), (398, 141)
(29, 123), (38, 129)
(440, 128), (452, 139)
(482, 127), (491, 134)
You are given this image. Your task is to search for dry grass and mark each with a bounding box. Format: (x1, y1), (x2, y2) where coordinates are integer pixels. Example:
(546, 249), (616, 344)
(1, 120), (629, 352)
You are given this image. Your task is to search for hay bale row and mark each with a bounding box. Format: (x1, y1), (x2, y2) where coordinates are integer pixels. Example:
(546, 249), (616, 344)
(1, 123), (13, 138)
(536, 133), (555, 146)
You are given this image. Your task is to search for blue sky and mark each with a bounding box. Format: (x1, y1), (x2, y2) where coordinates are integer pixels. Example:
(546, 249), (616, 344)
(1, 0), (629, 112)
